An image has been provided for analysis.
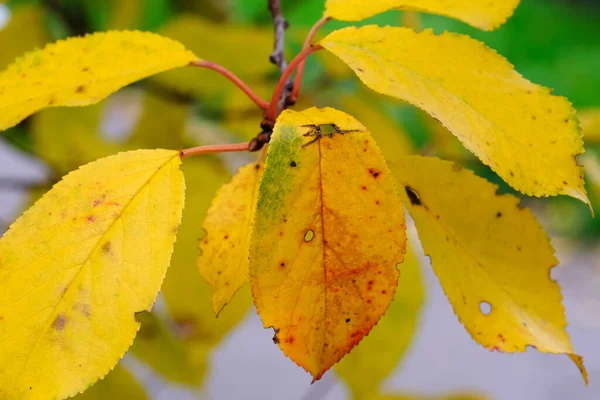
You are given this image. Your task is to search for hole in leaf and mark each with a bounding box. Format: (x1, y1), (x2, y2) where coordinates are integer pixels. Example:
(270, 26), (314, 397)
(304, 229), (314, 242)
(480, 301), (492, 315)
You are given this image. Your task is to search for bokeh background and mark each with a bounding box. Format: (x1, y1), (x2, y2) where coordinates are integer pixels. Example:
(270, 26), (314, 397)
(1, 0), (600, 399)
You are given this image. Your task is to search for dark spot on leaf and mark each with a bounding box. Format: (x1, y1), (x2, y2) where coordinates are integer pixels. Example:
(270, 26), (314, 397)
(368, 168), (381, 178)
(87, 215), (95, 223)
(361, 185), (367, 191)
(496, 212), (502, 218)
(285, 336), (295, 344)
(280, 262), (285, 268)
(405, 186), (421, 206)
(102, 242), (111, 254)
(52, 314), (67, 331)
(76, 85), (86, 93)
(345, 318), (351, 323)
(356, 68), (364, 72)
(224, 234), (229, 240)
(290, 161), (297, 167)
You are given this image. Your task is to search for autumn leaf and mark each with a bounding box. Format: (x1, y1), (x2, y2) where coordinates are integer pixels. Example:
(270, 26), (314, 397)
(0, 149), (185, 399)
(0, 31), (197, 131)
(250, 107), (407, 380)
(391, 155), (587, 383)
(73, 365), (148, 400)
(336, 243), (424, 400)
(320, 26), (588, 205)
(199, 162), (263, 315)
(324, 0), (520, 31)
(161, 158), (252, 349)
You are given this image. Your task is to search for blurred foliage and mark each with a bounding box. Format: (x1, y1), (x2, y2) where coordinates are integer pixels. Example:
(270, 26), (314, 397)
(0, 0), (599, 397)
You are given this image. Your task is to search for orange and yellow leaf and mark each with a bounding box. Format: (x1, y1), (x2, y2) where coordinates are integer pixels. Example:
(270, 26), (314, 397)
(320, 26), (588, 205)
(0, 149), (185, 399)
(391, 155), (587, 383)
(0, 31), (196, 131)
(250, 107), (407, 380)
(336, 243), (424, 400)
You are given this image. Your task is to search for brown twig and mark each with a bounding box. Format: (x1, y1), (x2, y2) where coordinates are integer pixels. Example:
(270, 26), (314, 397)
(190, 60), (269, 110)
(267, 0), (293, 114)
(290, 16), (330, 103)
(179, 142), (250, 159)
(265, 45), (324, 122)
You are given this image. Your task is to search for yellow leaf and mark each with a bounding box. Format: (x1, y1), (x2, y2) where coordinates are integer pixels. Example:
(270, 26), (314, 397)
(161, 158), (252, 348)
(0, 6), (48, 70)
(579, 108), (600, 142)
(0, 149), (185, 399)
(391, 155), (587, 383)
(73, 365), (148, 400)
(320, 26), (588, 205)
(154, 16), (272, 99)
(0, 30), (197, 131)
(199, 162), (263, 314)
(250, 107), (407, 380)
(129, 312), (208, 386)
(336, 243), (424, 400)
(325, 0), (520, 31)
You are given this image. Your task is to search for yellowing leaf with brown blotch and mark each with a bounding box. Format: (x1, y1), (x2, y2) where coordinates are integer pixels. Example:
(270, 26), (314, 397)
(336, 243), (424, 400)
(0, 149), (185, 399)
(161, 158), (252, 349)
(73, 365), (148, 400)
(199, 162), (263, 314)
(391, 155), (587, 383)
(325, 0), (519, 30)
(250, 107), (407, 380)
(320, 26), (588, 205)
(0, 30), (197, 131)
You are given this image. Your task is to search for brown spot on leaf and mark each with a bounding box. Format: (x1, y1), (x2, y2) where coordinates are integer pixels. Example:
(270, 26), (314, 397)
(290, 161), (297, 167)
(52, 314), (67, 331)
(102, 242), (112, 254)
(87, 215), (95, 223)
(345, 318), (351, 323)
(285, 336), (295, 344)
(224, 234), (229, 240)
(496, 212), (502, 218)
(76, 85), (86, 93)
(361, 185), (367, 191)
(405, 186), (422, 206)
(368, 168), (381, 178)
